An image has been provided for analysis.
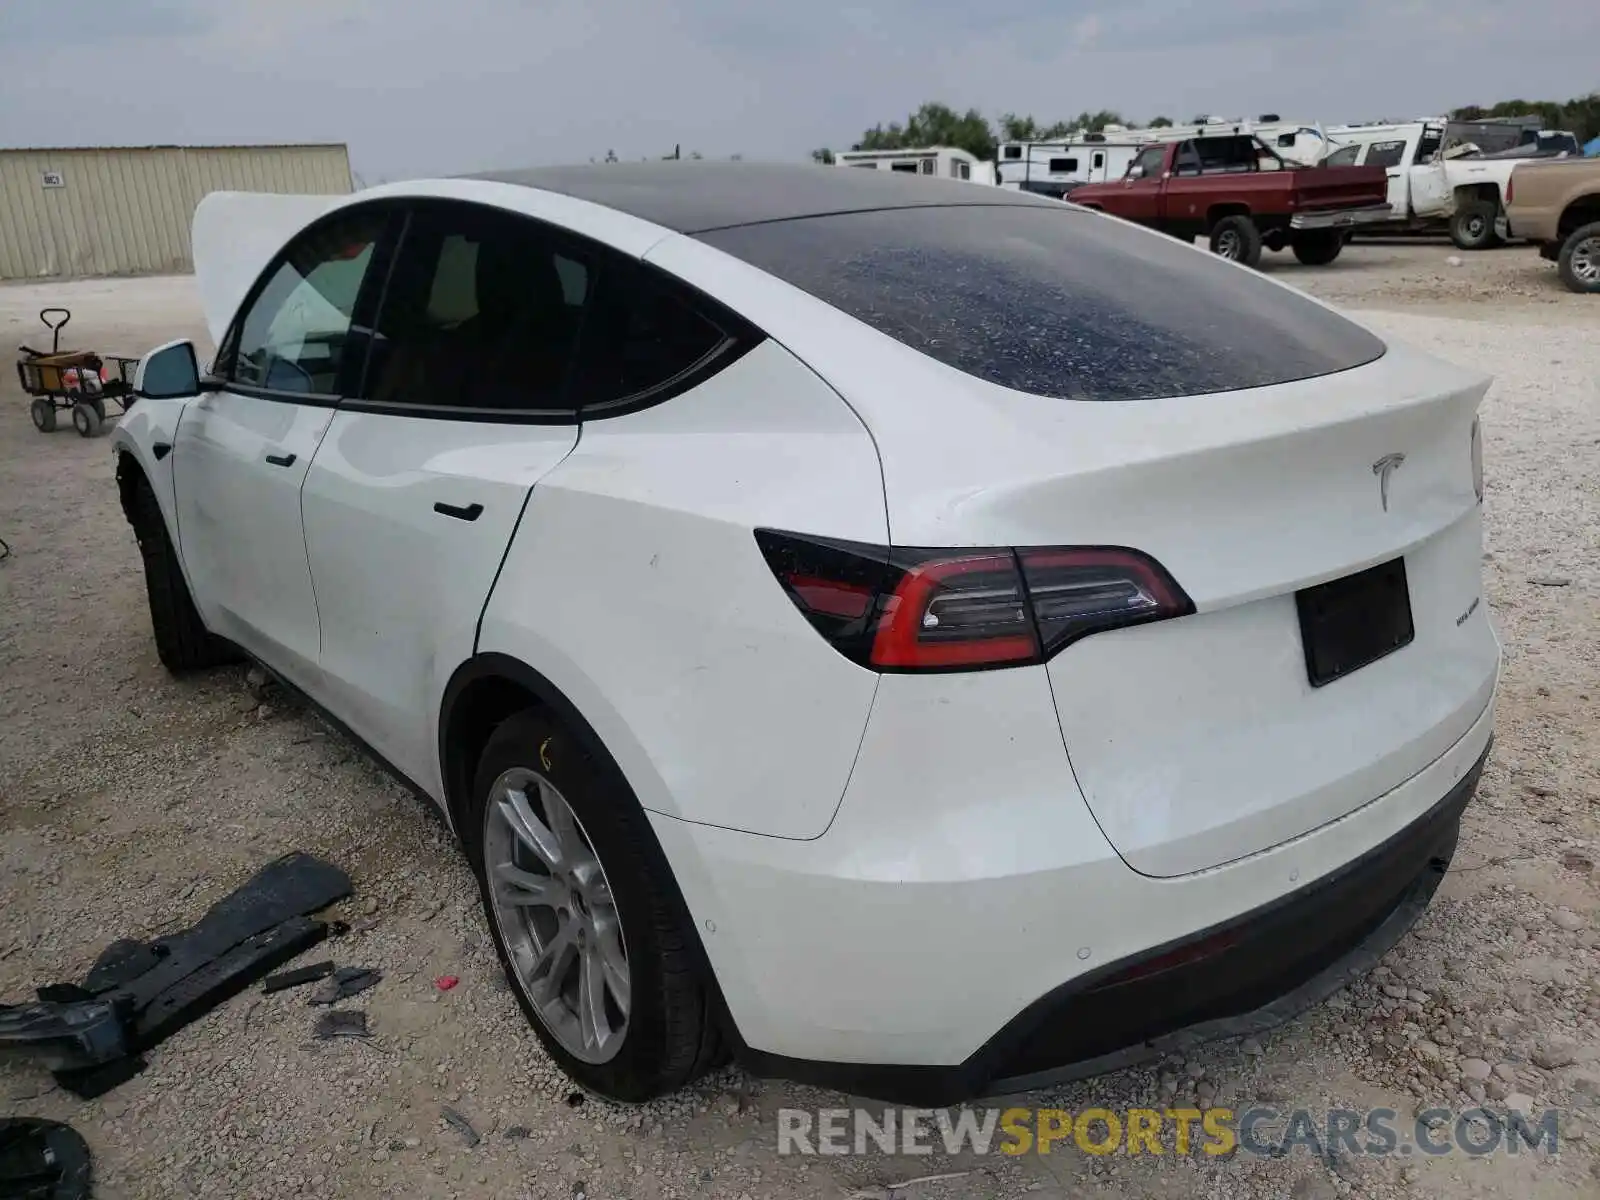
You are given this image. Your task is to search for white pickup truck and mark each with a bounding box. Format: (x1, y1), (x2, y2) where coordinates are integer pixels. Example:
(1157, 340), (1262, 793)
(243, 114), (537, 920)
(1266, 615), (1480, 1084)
(1326, 121), (1574, 249)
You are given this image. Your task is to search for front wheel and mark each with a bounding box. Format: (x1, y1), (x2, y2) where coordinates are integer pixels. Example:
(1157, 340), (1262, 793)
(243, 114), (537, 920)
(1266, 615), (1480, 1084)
(1450, 202), (1501, 250)
(30, 399), (56, 433)
(1292, 231), (1345, 266)
(1209, 215), (1263, 267)
(1557, 221), (1600, 294)
(467, 708), (724, 1102)
(128, 474), (238, 673)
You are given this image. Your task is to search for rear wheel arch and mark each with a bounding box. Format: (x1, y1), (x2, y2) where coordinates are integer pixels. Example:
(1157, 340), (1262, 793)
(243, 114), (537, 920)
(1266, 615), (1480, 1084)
(436, 651), (744, 1055)
(1558, 198), (1600, 240)
(1205, 202), (1252, 230)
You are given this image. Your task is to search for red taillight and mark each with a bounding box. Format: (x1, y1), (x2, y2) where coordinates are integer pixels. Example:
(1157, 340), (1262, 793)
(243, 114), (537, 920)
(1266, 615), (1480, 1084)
(1505, 174), (1514, 205)
(755, 530), (1192, 673)
(872, 554), (1037, 669)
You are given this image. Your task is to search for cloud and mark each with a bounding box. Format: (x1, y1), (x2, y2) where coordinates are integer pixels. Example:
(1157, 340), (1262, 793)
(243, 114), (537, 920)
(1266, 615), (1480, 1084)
(0, 0), (1594, 178)
(0, 0), (206, 43)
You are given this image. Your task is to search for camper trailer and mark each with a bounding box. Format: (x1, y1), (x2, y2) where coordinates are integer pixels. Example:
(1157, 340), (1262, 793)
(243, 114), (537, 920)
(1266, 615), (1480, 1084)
(996, 116), (1332, 198)
(832, 147), (995, 185)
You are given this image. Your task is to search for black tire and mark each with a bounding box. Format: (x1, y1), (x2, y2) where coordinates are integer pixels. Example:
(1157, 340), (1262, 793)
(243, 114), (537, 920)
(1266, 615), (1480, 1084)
(1450, 202), (1500, 251)
(30, 398), (56, 433)
(466, 708), (724, 1102)
(72, 402), (102, 437)
(1292, 231), (1344, 266)
(1556, 221), (1600, 294)
(1209, 215), (1263, 267)
(128, 476), (237, 673)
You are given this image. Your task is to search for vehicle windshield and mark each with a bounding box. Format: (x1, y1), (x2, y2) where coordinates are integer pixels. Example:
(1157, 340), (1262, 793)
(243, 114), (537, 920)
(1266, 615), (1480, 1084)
(699, 204), (1386, 402)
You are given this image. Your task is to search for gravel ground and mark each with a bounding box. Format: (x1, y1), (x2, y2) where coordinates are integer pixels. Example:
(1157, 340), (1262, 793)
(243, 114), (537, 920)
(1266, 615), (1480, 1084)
(1, 242), (1597, 1200)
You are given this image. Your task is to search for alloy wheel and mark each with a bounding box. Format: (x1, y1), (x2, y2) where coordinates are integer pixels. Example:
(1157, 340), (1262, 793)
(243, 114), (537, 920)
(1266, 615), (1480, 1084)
(1571, 236), (1600, 286)
(483, 767), (631, 1063)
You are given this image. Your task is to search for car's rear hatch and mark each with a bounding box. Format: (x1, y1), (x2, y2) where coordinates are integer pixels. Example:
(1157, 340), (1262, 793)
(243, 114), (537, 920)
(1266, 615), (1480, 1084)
(695, 198), (1499, 878)
(1291, 164), (1391, 211)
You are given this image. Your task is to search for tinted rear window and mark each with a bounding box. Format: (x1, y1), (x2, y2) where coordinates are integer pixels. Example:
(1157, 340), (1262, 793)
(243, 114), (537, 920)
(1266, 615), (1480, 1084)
(698, 206), (1385, 401)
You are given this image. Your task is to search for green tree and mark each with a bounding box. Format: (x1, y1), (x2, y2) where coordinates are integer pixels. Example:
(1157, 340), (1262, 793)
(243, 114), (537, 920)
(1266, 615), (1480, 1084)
(811, 148), (836, 164)
(854, 101), (997, 162)
(1149, 115), (1174, 128)
(1067, 109), (1128, 133)
(1449, 92), (1600, 141)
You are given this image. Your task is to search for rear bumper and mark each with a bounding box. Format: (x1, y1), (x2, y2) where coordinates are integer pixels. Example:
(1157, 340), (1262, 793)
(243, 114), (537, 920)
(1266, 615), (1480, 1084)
(653, 657), (1497, 1099)
(1291, 203), (1397, 230)
(743, 741), (1486, 1105)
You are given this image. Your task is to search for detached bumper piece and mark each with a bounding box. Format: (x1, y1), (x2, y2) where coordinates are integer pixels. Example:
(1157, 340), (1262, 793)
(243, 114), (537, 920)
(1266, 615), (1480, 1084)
(1290, 203), (1398, 230)
(0, 852), (351, 1098)
(744, 743), (1488, 1105)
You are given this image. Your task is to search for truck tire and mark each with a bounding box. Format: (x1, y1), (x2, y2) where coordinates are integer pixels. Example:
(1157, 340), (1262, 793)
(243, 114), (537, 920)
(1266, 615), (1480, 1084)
(1450, 202), (1501, 251)
(1556, 222), (1600, 294)
(1209, 216), (1262, 267)
(1291, 231), (1344, 266)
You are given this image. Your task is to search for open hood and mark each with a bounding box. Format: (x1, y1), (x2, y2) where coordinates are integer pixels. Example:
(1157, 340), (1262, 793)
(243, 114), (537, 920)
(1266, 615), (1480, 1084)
(191, 191), (349, 347)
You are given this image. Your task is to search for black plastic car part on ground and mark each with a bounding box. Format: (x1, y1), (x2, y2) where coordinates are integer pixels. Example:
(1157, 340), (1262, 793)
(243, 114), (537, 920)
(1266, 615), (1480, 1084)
(0, 852), (352, 1098)
(0, 1119), (92, 1200)
(738, 740), (1490, 1105)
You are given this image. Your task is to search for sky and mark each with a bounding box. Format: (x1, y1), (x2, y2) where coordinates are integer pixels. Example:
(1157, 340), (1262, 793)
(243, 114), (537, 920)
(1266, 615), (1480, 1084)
(1, 0), (1595, 181)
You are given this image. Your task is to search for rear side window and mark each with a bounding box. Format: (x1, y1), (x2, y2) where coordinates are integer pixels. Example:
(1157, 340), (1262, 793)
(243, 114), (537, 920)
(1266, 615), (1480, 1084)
(698, 206), (1385, 401)
(569, 263), (731, 412)
(363, 203), (589, 413)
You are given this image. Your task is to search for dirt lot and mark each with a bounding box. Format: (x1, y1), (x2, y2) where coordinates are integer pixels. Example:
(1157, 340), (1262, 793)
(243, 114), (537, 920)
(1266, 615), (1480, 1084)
(2, 242), (1597, 1200)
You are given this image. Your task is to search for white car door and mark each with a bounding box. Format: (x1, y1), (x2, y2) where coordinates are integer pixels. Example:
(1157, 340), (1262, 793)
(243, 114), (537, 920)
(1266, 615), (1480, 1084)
(300, 201), (590, 797)
(173, 208), (389, 689)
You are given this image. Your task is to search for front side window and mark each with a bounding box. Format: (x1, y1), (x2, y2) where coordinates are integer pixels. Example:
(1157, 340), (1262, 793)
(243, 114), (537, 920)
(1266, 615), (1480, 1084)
(1324, 145), (1361, 167)
(228, 211), (384, 395)
(1128, 146), (1165, 178)
(1366, 140), (1407, 169)
(363, 203), (589, 413)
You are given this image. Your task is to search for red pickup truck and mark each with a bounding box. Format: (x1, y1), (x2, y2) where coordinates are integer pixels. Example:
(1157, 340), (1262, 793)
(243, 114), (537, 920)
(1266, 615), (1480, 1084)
(1068, 135), (1393, 268)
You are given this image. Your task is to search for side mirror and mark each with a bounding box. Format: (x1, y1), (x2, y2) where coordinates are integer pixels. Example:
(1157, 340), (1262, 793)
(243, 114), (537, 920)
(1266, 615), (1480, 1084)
(1126, 165), (1145, 180)
(135, 339), (200, 400)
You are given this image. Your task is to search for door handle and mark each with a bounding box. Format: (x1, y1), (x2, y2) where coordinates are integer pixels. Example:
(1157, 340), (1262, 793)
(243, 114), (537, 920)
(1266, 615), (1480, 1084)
(433, 501), (484, 522)
(265, 453), (297, 467)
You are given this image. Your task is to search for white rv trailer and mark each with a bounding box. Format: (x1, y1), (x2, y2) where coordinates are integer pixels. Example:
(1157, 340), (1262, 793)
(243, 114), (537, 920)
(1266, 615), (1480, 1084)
(996, 116), (1333, 197)
(832, 146), (996, 185)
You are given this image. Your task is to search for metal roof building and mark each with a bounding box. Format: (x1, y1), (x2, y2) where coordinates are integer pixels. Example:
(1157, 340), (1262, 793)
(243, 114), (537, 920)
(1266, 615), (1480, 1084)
(0, 143), (352, 280)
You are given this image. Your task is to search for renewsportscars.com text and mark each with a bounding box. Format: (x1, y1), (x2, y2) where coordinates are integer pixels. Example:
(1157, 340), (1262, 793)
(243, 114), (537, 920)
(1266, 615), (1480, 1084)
(776, 1106), (1563, 1159)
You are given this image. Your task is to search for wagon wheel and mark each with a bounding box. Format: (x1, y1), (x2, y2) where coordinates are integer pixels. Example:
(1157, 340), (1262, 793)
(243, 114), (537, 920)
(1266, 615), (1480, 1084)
(72, 401), (103, 438)
(30, 398), (57, 433)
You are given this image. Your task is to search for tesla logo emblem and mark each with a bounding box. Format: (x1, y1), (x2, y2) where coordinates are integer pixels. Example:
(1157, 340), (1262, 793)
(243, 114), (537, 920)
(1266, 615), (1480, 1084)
(1372, 453), (1406, 512)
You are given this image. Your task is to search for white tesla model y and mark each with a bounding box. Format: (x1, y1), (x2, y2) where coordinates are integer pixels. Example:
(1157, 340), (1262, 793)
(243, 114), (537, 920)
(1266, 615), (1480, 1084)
(112, 163), (1498, 1103)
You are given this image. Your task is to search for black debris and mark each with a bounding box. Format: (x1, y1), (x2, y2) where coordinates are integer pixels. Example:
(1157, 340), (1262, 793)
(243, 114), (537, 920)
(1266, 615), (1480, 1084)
(308, 967), (382, 1006)
(0, 1118), (92, 1200)
(0, 1001), (126, 1075)
(565, 1091), (585, 1109)
(0, 852), (352, 1097)
(440, 1107), (480, 1148)
(313, 1010), (370, 1040)
(262, 961), (336, 994)
(503, 1125), (532, 1140)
